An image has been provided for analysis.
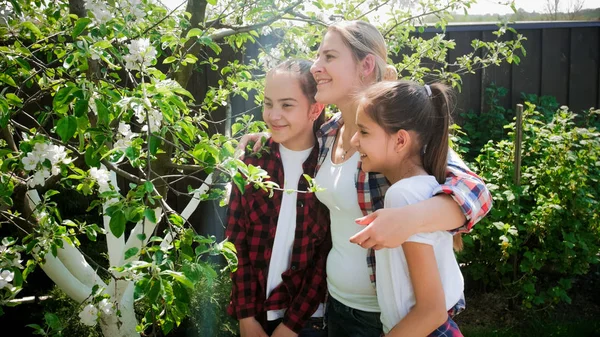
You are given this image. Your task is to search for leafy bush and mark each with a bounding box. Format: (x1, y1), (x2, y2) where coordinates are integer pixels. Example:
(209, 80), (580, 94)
(185, 267), (237, 337)
(459, 103), (600, 308)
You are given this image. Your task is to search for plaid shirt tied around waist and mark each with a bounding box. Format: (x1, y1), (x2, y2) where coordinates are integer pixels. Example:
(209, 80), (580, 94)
(225, 139), (331, 333)
(315, 113), (493, 287)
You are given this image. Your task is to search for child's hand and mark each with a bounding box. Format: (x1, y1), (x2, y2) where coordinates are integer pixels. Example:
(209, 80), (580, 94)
(239, 317), (269, 337)
(235, 132), (271, 160)
(271, 323), (298, 337)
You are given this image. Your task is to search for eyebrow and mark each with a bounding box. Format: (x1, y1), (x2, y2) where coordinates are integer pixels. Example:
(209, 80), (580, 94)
(264, 97), (298, 103)
(318, 48), (338, 55)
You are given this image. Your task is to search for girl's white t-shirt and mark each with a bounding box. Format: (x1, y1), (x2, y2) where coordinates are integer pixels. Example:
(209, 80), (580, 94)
(265, 145), (324, 320)
(315, 151), (380, 312)
(376, 175), (464, 333)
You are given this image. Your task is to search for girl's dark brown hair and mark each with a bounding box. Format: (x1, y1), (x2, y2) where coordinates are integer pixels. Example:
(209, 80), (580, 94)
(269, 59), (325, 133)
(358, 80), (463, 250)
(358, 80), (453, 183)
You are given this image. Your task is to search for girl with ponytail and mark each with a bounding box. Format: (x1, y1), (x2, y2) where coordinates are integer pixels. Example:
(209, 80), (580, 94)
(350, 80), (464, 336)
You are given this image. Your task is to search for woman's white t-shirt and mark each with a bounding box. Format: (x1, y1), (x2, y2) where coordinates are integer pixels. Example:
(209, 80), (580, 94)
(315, 151), (379, 312)
(376, 175), (464, 333)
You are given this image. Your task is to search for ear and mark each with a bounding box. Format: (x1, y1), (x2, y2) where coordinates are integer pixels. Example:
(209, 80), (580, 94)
(309, 102), (325, 121)
(361, 54), (377, 79)
(393, 129), (411, 152)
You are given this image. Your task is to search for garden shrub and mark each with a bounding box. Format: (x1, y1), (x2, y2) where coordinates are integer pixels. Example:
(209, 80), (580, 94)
(459, 102), (600, 308)
(185, 267), (237, 337)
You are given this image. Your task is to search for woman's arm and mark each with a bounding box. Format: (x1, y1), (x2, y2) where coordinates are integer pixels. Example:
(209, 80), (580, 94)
(350, 149), (492, 249)
(386, 242), (448, 337)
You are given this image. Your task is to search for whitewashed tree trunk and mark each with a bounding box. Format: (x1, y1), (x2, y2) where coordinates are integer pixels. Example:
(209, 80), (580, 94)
(24, 171), (213, 336)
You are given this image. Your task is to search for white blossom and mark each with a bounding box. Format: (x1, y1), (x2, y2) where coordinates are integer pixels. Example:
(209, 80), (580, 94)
(98, 298), (115, 315)
(261, 25), (272, 36)
(85, 0), (113, 24)
(0, 269), (14, 289)
(258, 47), (283, 70)
(114, 122), (137, 150)
(90, 167), (112, 193)
(21, 154), (37, 171)
(79, 303), (99, 327)
(123, 38), (157, 71)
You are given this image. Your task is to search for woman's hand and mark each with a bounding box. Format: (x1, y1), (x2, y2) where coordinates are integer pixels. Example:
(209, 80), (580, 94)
(239, 317), (269, 337)
(350, 208), (420, 250)
(235, 132), (271, 160)
(349, 195), (466, 249)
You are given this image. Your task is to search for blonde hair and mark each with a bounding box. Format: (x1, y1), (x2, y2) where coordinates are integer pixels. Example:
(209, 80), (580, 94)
(328, 20), (398, 82)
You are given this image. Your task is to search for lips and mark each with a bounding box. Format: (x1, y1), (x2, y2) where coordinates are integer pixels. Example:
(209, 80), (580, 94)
(315, 78), (331, 86)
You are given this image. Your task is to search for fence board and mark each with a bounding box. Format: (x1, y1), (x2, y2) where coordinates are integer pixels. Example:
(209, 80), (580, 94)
(512, 29), (542, 108)
(541, 28), (570, 105)
(569, 27), (599, 113)
(448, 30), (483, 118)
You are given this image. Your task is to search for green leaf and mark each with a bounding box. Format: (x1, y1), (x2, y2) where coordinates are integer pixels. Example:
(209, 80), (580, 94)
(144, 181), (154, 193)
(92, 40), (112, 49)
(144, 208), (157, 223)
(85, 146), (101, 168)
(0, 74), (17, 88)
(95, 99), (110, 125)
(109, 210), (126, 238)
(163, 56), (177, 64)
(72, 18), (92, 39)
(162, 270), (194, 289)
(149, 134), (160, 155)
(56, 116), (78, 141)
(44, 312), (62, 330)
(124, 247), (139, 260)
(232, 172), (245, 194)
(73, 98), (89, 117)
(22, 21), (42, 38)
(207, 0), (217, 5)
(186, 28), (203, 39)
(146, 278), (162, 303)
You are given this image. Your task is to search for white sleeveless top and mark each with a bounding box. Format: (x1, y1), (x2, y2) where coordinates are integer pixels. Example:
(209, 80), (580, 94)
(315, 151), (379, 312)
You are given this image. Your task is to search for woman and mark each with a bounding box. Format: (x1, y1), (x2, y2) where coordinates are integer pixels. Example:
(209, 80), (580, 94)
(240, 20), (491, 337)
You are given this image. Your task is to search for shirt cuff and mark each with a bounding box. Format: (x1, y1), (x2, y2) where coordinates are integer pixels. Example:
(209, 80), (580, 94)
(432, 184), (474, 233)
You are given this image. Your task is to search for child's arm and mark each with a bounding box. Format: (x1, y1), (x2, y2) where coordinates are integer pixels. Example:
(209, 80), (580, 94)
(224, 183), (260, 324)
(350, 148), (492, 249)
(386, 242), (449, 337)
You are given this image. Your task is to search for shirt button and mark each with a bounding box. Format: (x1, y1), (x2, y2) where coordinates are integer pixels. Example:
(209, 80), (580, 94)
(297, 201), (304, 207)
(291, 265), (297, 270)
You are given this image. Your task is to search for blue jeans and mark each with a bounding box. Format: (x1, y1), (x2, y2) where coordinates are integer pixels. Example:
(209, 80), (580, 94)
(326, 296), (382, 337)
(266, 317), (326, 337)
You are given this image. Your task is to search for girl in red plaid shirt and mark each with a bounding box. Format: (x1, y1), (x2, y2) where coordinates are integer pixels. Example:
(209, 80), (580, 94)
(226, 59), (331, 337)
(351, 80), (464, 337)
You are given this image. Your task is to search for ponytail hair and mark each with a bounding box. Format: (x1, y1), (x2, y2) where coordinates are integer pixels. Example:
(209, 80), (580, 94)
(422, 83), (452, 184)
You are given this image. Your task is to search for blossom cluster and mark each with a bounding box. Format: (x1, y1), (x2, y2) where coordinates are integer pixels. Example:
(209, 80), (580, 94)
(0, 239), (23, 291)
(21, 142), (72, 187)
(123, 38), (158, 71)
(89, 167), (112, 193)
(114, 122), (138, 151)
(118, 97), (163, 133)
(85, 0), (146, 24)
(79, 298), (115, 326)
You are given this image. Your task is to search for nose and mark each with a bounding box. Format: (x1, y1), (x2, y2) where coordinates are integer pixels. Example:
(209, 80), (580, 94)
(310, 58), (322, 76)
(350, 131), (359, 148)
(268, 108), (282, 121)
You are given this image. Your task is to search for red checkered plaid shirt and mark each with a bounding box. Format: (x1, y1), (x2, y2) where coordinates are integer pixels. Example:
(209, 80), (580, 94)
(225, 139), (331, 333)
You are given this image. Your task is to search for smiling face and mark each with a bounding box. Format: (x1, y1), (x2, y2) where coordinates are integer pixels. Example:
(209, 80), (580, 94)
(310, 31), (363, 106)
(350, 105), (397, 175)
(263, 70), (321, 151)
